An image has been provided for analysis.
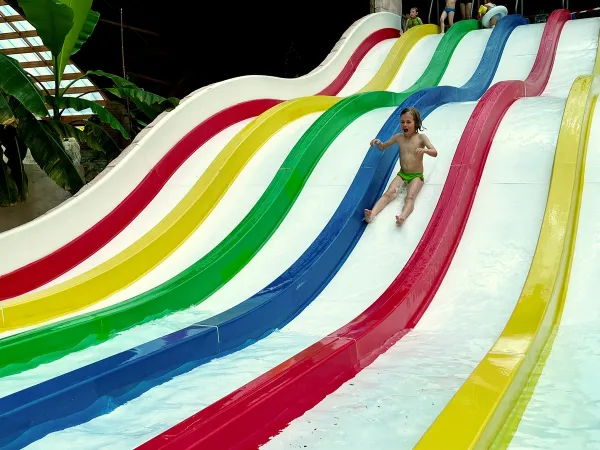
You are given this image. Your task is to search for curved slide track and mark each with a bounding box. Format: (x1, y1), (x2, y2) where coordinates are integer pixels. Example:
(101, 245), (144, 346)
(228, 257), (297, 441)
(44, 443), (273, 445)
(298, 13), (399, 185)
(0, 13), (403, 299)
(2, 10), (600, 450)
(136, 12), (600, 450)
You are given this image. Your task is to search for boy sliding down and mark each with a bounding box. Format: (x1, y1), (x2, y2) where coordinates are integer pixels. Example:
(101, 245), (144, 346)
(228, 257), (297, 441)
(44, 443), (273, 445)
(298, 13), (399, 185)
(364, 107), (437, 227)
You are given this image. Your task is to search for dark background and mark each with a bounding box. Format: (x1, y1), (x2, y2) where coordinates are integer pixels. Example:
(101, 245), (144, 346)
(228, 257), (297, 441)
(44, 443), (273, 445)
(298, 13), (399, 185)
(6, 0), (600, 99)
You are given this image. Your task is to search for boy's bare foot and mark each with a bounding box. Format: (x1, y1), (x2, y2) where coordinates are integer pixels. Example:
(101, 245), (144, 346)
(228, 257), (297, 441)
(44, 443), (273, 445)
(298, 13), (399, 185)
(396, 215), (406, 227)
(364, 209), (374, 223)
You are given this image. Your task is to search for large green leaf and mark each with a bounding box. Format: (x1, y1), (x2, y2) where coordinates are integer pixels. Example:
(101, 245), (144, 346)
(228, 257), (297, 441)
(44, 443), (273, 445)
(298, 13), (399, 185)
(0, 54), (48, 118)
(0, 93), (16, 126)
(12, 101), (84, 194)
(0, 126), (28, 201)
(52, 95), (130, 139)
(0, 159), (19, 206)
(83, 121), (121, 159)
(71, 9), (99, 56)
(17, 0), (74, 57)
(43, 120), (105, 153)
(106, 87), (179, 109)
(55, 0), (93, 77)
(87, 70), (137, 89)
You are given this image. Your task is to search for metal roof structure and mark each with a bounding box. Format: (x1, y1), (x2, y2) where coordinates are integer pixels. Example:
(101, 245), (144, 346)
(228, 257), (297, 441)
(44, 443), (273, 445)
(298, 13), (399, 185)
(0, 0), (107, 122)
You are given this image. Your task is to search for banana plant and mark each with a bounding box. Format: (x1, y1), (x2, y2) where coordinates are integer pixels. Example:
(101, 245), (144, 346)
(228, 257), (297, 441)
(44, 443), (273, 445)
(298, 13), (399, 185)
(0, 0), (178, 206)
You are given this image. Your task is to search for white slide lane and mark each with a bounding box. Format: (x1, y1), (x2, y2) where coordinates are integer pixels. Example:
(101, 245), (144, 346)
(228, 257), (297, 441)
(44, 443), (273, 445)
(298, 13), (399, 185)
(508, 83), (600, 449)
(15, 23), (516, 450)
(260, 17), (600, 450)
(33, 36), (400, 292)
(0, 12), (402, 276)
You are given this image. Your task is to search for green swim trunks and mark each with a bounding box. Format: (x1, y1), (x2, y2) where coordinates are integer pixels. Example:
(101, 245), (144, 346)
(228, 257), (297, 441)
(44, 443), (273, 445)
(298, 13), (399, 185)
(398, 171), (424, 183)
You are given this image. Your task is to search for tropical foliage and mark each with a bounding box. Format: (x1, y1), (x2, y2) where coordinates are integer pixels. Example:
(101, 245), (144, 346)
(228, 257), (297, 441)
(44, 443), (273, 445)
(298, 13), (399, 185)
(0, 0), (179, 206)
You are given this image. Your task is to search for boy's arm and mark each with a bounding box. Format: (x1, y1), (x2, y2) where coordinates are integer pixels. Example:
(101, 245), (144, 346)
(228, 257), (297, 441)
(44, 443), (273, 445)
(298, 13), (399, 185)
(418, 17), (423, 24)
(417, 134), (438, 157)
(371, 133), (401, 151)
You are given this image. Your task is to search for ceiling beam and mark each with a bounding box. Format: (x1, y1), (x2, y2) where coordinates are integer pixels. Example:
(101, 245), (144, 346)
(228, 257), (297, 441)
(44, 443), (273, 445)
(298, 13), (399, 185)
(0, 15), (23, 22)
(1, 44), (47, 54)
(32, 72), (82, 83)
(98, 18), (161, 37)
(0, 30), (36, 39)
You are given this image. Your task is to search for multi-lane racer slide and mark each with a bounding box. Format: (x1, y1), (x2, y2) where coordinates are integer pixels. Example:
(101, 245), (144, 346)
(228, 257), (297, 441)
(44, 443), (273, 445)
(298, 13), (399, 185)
(2, 9), (599, 450)
(133, 11), (599, 450)
(0, 12), (406, 300)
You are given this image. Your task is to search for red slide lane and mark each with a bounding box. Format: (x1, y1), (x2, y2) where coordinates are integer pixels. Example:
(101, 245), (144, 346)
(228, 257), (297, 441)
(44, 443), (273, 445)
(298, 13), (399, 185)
(0, 27), (399, 300)
(137, 10), (570, 450)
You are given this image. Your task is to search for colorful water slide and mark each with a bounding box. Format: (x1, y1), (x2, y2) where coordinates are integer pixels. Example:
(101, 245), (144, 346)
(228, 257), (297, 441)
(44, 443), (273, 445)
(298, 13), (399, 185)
(3, 10), (599, 450)
(131, 12), (600, 450)
(0, 18), (476, 448)
(0, 19), (438, 333)
(0, 13), (404, 299)
(0, 12), (534, 450)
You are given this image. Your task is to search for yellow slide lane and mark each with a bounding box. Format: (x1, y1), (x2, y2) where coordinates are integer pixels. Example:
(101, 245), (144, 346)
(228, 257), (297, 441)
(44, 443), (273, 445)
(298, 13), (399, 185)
(415, 73), (600, 450)
(0, 25), (438, 332)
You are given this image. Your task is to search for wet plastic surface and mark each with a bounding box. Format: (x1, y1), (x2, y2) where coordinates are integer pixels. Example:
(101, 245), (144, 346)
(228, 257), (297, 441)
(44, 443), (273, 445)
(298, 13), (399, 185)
(0, 23), (474, 380)
(0, 18), (480, 450)
(508, 90), (600, 450)
(264, 95), (565, 450)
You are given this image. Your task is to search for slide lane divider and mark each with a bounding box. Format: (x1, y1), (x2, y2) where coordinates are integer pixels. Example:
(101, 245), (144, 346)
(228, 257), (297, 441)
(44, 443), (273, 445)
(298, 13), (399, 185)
(135, 10), (570, 450)
(0, 25), (435, 332)
(415, 78), (600, 450)
(0, 22), (471, 450)
(0, 27), (441, 370)
(0, 26), (400, 299)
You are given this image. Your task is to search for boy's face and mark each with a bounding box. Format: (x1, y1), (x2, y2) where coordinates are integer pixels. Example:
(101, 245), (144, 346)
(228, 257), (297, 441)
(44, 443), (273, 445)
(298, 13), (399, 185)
(410, 8), (417, 17)
(401, 113), (415, 135)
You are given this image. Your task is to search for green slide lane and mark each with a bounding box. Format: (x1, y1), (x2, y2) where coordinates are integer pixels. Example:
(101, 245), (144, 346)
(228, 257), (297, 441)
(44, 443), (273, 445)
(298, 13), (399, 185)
(0, 20), (478, 378)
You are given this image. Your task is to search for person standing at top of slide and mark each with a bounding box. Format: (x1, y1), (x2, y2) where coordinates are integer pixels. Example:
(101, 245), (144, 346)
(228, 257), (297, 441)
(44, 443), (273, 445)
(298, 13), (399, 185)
(440, 0), (456, 33)
(404, 7), (423, 30)
(459, 0), (473, 19)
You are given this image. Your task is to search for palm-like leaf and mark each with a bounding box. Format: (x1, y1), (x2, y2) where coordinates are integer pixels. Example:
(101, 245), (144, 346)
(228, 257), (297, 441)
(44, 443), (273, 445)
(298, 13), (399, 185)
(43, 120), (105, 153)
(55, 0), (93, 78)
(0, 92), (16, 126)
(11, 100), (83, 194)
(51, 95), (130, 139)
(0, 125), (28, 201)
(0, 54), (48, 118)
(83, 121), (121, 159)
(0, 159), (19, 206)
(17, 0), (74, 57)
(71, 9), (99, 56)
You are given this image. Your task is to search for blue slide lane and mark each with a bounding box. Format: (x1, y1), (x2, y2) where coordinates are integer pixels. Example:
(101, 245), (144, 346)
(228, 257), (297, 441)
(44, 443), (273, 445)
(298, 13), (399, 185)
(0, 14), (528, 450)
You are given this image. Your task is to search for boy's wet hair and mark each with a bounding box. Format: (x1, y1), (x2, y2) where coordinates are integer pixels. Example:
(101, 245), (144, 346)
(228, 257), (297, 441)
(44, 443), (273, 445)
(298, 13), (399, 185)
(400, 106), (424, 132)
(411, 7), (419, 13)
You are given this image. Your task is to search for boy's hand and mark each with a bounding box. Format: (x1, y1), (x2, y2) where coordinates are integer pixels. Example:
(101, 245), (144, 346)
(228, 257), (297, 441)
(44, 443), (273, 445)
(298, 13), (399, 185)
(370, 138), (383, 149)
(416, 147), (426, 155)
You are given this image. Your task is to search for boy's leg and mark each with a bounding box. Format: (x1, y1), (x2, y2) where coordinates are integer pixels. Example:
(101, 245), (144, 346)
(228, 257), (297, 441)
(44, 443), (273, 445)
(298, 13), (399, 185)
(396, 177), (424, 226)
(449, 11), (455, 27)
(466, 2), (472, 18)
(440, 10), (447, 32)
(460, 3), (466, 19)
(364, 175), (404, 223)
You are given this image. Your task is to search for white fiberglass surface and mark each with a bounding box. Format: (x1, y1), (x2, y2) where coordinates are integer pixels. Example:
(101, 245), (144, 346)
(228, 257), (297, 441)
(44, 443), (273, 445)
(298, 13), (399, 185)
(438, 28), (491, 86)
(386, 34), (442, 92)
(0, 13), (401, 277)
(0, 112), (324, 340)
(20, 100), (475, 450)
(24, 36), (401, 294)
(489, 23), (545, 86)
(542, 18), (600, 98)
(263, 95), (566, 450)
(507, 101), (600, 449)
(0, 107), (396, 397)
(337, 38), (398, 96)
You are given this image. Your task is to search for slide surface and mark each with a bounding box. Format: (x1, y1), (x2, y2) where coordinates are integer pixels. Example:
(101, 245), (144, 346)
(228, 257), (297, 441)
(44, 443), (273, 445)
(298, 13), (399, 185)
(2, 11), (600, 450)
